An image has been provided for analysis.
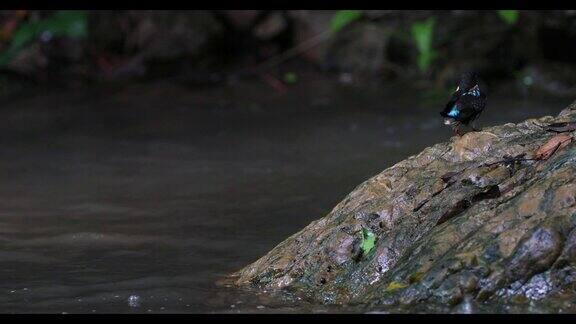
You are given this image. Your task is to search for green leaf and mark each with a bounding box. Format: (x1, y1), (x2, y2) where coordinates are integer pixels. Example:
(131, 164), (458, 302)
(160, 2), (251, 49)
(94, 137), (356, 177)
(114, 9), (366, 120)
(283, 72), (298, 84)
(330, 10), (362, 34)
(361, 228), (376, 256)
(498, 10), (519, 25)
(417, 51), (437, 74)
(48, 11), (88, 38)
(0, 10), (87, 67)
(0, 21), (40, 66)
(411, 17), (437, 72)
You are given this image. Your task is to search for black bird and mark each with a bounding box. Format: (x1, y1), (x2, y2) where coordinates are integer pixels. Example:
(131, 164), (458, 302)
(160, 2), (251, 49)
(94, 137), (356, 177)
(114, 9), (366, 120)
(440, 72), (487, 136)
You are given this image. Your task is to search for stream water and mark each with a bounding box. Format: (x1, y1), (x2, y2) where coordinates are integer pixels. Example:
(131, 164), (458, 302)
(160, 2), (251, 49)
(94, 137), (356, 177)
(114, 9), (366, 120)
(0, 77), (571, 313)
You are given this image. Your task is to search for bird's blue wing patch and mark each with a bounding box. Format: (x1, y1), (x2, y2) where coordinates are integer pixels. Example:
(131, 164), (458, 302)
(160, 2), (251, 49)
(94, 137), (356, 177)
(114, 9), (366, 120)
(447, 105), (459, 117)
(465, 86), (481, 97)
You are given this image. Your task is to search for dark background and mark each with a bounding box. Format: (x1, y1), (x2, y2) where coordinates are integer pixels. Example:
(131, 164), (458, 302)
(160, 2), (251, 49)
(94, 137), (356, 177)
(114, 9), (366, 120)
(0, 10), (576, 97)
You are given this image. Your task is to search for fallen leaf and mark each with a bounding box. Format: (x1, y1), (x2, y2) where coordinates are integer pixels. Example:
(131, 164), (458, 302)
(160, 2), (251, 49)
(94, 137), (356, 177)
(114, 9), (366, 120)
(534, 134), (572, 160)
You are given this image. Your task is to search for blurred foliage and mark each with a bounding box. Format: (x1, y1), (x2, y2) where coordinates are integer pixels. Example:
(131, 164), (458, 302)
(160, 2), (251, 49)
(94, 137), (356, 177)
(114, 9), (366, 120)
(0, 10), (573, 96)
(498, 10), (519, 25)
(329, 10), (362, 34)
(0, 10), (87, 66)
(283, 72), (298, 84)
(411, 17), (437, 73)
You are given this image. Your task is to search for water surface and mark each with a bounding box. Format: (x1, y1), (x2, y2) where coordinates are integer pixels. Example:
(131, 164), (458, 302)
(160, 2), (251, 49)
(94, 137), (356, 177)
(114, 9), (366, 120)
(0, 79), (570, 313)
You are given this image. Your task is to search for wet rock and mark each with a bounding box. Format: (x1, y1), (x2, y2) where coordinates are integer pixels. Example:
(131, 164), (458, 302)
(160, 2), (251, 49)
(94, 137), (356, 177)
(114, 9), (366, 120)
(452, 131), (499, 161)
(230, 100), (576, 310)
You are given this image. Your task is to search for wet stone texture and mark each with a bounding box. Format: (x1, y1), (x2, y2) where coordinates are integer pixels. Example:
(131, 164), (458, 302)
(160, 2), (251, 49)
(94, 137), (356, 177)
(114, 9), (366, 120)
(229, 100), (576, 312)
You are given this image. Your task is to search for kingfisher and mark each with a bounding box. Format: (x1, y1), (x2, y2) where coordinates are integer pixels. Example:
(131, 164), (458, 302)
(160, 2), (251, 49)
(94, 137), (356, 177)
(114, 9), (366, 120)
(440, 72), (487, 136)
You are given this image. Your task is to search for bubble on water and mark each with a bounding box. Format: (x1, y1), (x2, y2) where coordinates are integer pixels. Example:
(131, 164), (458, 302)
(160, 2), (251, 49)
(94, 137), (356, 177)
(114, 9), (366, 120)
(128, 294), (141, 308)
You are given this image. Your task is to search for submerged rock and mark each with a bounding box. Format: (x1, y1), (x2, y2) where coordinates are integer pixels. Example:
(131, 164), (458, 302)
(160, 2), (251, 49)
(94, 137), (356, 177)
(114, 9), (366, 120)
(229, 100), (576, 312)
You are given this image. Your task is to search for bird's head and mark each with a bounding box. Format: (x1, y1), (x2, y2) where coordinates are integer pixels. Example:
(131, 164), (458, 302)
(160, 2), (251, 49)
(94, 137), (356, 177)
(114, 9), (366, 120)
(454, 72), (479, 93)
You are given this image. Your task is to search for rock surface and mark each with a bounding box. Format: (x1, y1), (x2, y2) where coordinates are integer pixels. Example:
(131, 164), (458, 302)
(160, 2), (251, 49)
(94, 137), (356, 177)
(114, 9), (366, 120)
(230, 100), (576, 312)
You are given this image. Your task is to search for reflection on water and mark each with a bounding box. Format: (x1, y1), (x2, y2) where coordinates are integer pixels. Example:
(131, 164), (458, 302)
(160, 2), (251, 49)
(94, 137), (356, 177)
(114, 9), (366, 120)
(0, 79), (570, 313)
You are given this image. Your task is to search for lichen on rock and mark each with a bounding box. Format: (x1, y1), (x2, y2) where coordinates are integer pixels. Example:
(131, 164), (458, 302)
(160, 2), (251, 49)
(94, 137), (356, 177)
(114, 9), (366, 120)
(229, 100), (576, 312)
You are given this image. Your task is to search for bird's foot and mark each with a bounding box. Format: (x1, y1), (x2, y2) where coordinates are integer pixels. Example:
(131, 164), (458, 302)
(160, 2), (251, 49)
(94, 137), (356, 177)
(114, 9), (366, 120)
(453, 128), (463, 137)
(471, 121), (482, 132)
